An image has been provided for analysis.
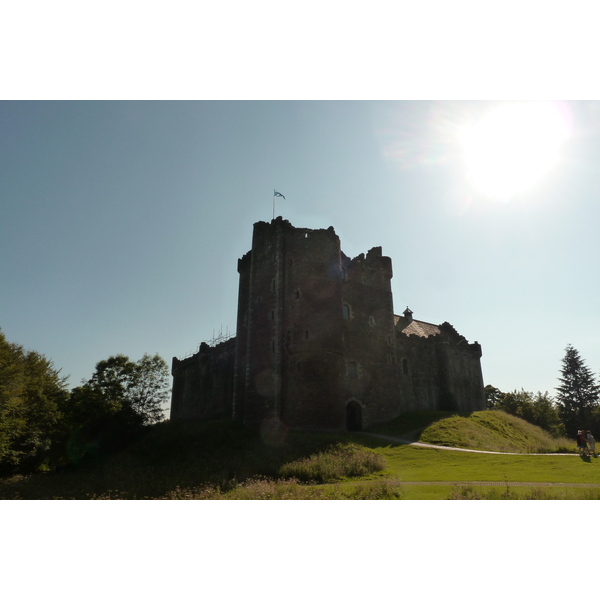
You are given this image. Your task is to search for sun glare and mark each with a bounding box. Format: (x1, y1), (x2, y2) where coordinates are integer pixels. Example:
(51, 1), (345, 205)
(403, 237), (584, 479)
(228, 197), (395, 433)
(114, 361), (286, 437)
(460, 102), (571, 200)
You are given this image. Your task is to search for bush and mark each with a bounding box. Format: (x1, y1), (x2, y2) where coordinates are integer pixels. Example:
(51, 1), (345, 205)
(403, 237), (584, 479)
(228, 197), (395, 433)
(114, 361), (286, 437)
(278, 442), (386, 483)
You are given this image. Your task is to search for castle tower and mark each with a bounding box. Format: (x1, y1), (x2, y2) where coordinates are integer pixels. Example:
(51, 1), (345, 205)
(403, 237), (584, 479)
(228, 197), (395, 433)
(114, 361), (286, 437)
(340, 246), (401, 428)
(233, 218), (346, 429)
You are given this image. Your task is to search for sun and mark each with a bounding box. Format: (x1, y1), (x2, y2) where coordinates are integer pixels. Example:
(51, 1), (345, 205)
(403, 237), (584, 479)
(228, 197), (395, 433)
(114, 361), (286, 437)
(460, 102), (571, 200)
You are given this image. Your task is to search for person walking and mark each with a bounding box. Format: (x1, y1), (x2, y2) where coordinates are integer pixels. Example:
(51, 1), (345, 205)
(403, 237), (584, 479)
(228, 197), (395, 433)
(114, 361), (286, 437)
(587, 431), (596, 457)
(577, 430), (588, 456)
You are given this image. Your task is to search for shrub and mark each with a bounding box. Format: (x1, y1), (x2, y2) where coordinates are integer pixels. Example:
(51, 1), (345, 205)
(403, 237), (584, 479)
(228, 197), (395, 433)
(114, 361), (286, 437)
(278, 442), (386, 483)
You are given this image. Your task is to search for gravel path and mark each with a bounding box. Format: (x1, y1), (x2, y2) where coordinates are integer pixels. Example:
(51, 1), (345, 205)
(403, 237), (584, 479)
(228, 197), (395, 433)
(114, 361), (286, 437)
(361, 432), (577, 456)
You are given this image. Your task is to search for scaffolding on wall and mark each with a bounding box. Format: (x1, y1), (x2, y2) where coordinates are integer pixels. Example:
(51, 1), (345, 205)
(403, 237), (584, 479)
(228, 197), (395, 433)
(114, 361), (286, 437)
(179, 325), (235, 360)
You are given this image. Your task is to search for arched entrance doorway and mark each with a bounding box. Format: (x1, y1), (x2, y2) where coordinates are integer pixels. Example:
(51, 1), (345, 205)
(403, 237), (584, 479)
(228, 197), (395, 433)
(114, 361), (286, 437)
(346, 400), (363, 431)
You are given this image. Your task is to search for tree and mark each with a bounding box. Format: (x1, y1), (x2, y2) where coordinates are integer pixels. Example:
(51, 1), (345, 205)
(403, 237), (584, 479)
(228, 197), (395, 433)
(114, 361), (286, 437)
(0, 329), (69, 474)
(555, 345), (600, 437)
(490, 386), (565, 437)
(62, 354), (170, 464)
(87, 354), (170, 426)
(67, 353), (170, 429)
(529, 391), (566, 438)
(484, 385), (503, 409)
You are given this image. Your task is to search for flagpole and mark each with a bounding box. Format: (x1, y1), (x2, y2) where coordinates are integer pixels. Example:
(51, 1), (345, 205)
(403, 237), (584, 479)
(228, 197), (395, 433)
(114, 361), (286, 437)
(273, 189), (275, 221)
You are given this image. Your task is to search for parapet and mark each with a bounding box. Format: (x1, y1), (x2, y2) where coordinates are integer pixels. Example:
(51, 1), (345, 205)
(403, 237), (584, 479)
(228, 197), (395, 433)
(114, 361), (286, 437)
(238, 250), (252, 273)
(253, 217), (339, 242)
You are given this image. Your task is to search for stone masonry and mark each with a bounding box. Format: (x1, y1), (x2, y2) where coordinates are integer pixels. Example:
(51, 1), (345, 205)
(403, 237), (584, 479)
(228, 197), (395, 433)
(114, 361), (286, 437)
(170, 218), (486, 430)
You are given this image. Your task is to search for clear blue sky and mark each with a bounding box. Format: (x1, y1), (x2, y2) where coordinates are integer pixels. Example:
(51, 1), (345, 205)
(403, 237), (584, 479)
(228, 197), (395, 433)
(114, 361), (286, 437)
(3, 100), (600, 408)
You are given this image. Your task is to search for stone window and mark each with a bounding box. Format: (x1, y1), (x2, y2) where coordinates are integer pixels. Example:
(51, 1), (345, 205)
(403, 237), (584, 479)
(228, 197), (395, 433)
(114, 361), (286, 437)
(368, 316), (376, 327)
(347, 361), (358, 379)
(271, 340), (276, 353)
(402, 358), (408, 375)
(305, 330), (309, 340)
(343, 303), (351, 320)
(295, 289), (301, 300)
(271, 310), (275, 320)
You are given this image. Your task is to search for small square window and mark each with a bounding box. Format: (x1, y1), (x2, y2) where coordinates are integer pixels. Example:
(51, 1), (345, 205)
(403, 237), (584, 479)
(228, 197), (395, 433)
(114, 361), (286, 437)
(347, 361), (358, 379)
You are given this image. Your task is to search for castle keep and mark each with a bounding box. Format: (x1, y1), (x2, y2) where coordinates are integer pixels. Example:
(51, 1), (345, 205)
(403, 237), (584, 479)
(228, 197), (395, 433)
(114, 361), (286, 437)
(170, 218), (485, 430)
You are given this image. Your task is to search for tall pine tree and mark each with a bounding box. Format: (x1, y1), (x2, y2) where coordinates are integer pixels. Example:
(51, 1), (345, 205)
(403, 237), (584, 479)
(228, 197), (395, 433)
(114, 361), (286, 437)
(555, 345), (600, 436)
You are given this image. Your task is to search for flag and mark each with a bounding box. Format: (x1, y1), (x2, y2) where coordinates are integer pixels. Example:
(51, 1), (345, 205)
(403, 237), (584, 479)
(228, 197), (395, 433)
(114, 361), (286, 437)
(274, 190), (286, 200)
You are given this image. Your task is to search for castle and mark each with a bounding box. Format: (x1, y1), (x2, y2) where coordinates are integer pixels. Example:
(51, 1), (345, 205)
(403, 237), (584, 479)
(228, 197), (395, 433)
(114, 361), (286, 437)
(170, 218), (486, 430)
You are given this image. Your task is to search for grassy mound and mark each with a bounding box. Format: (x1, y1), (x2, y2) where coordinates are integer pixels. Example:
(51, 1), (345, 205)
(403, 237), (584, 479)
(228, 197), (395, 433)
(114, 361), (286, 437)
(419, 410), (573, 453)
(279, 442), (386, 483)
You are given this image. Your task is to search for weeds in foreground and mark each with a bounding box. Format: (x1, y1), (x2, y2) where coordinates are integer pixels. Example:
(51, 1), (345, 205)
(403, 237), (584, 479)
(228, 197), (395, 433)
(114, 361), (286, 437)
(158, 477), (404, 500)
(448, 484), (600, 500)
(278, 442), (386, 483)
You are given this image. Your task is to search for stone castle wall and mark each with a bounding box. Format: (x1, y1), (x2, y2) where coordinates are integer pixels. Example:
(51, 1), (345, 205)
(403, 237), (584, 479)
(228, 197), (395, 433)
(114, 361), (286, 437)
(171, 218), (486, 429)
(171, 338), (235, 421)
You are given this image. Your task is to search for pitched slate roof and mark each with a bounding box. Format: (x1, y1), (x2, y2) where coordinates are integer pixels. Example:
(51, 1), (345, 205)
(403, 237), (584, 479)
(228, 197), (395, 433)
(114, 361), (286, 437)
(398, 319), (441, 339)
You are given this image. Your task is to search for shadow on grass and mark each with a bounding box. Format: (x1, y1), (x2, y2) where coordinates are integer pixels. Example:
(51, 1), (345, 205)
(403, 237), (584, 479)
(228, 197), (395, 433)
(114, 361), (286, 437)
(365, 411), (471, 441)
(350, 432), (409, 450)
(0, 420), (374, 499)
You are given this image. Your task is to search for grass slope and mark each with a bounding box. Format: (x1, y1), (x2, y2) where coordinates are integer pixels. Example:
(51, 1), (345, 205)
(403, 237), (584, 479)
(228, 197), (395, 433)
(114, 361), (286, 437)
(0, 410), (590, 500)
(418, 411), (573, 453)
(373, 445), (600, 484)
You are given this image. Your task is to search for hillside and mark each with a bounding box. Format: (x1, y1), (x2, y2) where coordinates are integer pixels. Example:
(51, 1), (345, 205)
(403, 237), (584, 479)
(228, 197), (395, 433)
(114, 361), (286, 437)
(368, 409), (573, 454)
(0, 410), (578, 499)
(418, 410), (573, 453)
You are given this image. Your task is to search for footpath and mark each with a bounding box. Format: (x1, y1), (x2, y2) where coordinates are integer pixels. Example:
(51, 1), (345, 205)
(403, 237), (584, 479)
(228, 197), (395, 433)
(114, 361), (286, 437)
(361, 432), (575, 456)
(359, 432), (600, 489)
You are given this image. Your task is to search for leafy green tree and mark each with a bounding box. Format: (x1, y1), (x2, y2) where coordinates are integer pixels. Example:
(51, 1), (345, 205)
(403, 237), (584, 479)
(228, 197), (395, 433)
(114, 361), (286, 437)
(555, 345), (600, 437)
(63, 354), (170, 463)
(0, 329), (69, 474)
(495, 389), (527, 416)
(491, 387), (565, 437)
(87, 354), (170, 426)
(484, 385), (503, 409)
(529, 391), (566, 438)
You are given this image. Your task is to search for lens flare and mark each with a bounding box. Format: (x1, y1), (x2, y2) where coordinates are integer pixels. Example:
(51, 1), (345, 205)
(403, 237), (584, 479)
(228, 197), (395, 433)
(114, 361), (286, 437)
(460, 102), (571, 199)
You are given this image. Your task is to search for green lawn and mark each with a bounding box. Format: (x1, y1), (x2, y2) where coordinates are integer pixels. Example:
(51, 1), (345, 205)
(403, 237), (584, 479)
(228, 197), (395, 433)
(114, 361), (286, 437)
(366, 442), (600, 485)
